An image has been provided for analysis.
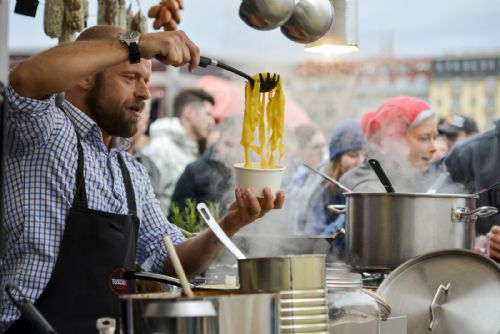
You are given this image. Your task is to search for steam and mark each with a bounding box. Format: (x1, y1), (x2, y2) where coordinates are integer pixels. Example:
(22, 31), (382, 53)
(348, 139), (466, 194)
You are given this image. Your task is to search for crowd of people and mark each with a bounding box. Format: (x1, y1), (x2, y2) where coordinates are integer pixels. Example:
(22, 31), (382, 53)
(282, 96), (499, 262)
(124, 85), (499, 264)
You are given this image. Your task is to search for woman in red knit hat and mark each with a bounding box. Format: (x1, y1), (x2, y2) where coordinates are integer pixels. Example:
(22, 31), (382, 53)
(340, 96), (440, 192)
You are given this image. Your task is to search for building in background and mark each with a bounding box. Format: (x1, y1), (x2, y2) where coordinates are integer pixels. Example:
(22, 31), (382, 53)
(9, 51), (500, 134)
(289, 57), (432, 136)
(429, 54), (500, 131)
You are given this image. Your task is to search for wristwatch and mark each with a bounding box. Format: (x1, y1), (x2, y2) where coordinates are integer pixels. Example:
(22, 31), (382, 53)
(119, 31), (141, 64)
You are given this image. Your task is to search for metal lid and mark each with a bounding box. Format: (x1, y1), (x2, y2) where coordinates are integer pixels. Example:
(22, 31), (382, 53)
(142, 300), (217, 318)
(344, 192), (479, 199)
(376, 249), (500, 334)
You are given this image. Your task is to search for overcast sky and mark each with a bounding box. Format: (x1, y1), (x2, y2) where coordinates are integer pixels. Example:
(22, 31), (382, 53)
(7, 0), (500, 62)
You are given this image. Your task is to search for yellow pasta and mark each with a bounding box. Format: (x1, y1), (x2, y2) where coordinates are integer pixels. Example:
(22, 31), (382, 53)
(241, 74), (285, 169)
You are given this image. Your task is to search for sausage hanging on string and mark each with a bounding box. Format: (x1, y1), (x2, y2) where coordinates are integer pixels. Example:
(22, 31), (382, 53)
(58, 0), (87, 43)
(97, 0), (127, 27)
(147, 0), (183, 31)
(65, 0), (85, 31)
(131, 10), (148, 33)
(43, 0), (65, 38)
(126, 4), (134, 30)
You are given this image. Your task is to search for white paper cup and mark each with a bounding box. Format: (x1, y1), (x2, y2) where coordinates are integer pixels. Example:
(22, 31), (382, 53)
(233, 163), (286, 196)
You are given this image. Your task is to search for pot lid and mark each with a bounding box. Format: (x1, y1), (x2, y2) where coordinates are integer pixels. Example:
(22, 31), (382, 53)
(376, 249), (500, 334)
(143, 300), (217, 318)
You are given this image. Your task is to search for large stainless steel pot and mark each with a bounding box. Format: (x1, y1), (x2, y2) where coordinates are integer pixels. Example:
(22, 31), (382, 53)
(120, 296), (217, 334)
(120, 291), (279, 334)
(342, 192), (498, 270)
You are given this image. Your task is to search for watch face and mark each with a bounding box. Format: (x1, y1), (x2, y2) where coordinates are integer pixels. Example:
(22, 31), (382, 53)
(122, 31), (140, 43)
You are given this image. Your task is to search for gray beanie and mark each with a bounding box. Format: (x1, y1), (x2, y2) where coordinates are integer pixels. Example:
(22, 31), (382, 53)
(329, 120), (365, 161)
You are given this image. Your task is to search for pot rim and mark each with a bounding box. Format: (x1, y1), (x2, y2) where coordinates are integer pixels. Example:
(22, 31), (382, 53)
(344, 192), (479, 199)
(238, 254), (326, 262)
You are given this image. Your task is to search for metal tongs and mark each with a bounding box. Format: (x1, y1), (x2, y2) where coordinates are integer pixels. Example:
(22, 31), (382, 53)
(303, 163), (352, 192)
(198, 56), (280, 92)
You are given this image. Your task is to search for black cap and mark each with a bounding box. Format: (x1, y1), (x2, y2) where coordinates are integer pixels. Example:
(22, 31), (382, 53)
(438, 114), (479, 135)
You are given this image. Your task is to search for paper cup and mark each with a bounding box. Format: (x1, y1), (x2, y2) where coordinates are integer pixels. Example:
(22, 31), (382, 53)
(233, 163), (286, 196)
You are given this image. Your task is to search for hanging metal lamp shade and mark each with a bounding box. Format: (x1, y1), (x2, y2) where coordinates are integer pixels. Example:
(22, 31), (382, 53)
(305, 0), (359, 54)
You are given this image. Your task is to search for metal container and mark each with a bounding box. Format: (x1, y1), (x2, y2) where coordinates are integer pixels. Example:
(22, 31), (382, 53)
(238, 255), (326, 291)
(344, 192), (497, 270)
(238, 255), (329, 334)
(280, 0), (334, 43)
(194, 290), (280, 334)
(120, 291), (279, 334)
(377, 249), (500, 334)
(121, 296), (217, 334)
(239, 0), (296, 30)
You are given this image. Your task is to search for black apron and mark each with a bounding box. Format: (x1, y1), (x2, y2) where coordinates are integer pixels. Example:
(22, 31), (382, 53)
(7, 134), (140, 334)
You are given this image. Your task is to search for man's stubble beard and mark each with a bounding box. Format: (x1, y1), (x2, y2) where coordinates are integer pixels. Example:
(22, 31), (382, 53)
(85, 74), (144, 138)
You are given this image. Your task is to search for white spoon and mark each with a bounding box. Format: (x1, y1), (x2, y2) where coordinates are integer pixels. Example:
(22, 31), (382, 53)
(196, 203), (247, 260)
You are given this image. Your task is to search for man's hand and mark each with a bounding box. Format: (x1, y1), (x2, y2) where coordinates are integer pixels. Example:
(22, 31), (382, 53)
(487, 225), (500, 261)
(139, 30), (199, 72)
(170, 187), (285, 277)
(219, 187), (286, 236)
(148, 0), (184, 31)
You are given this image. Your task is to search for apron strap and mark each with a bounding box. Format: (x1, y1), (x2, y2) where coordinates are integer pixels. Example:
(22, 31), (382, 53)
(60, 105), (137, 214)
(117, 153), (137, 216)
(59, 105), (88, 207)
(72, 130), (88, 208)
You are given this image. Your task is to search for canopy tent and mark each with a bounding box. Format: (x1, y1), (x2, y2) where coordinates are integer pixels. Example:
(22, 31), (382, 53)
(195, 75), (311, 128)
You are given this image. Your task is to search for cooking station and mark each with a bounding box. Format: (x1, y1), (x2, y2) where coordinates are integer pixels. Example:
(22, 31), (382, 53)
(115, 202), (500, 334)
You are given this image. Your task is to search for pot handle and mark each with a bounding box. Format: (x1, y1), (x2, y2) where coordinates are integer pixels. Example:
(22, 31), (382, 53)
(473, 206), (499, 218)
(452, 206), (499, 222)
(429, 282), (451, 330)
(362, 289), (391, 321)
(124, 271), (192, 288)
(327, 204), (346, 214)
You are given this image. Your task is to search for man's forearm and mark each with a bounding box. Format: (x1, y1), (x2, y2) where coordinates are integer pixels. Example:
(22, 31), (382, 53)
(167, 229), (225, 278)
(10, 39), (128, 99)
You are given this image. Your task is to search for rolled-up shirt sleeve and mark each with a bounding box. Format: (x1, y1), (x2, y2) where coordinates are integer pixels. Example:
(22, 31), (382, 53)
(4, 85), (58, 156)
(136, 164), (185, 273)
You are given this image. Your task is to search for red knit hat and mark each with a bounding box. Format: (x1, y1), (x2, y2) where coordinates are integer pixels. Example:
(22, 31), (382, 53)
(361, 96), (434, 142)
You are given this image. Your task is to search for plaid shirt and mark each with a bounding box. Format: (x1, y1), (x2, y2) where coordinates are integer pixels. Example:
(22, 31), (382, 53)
(0, 86), (185, 330)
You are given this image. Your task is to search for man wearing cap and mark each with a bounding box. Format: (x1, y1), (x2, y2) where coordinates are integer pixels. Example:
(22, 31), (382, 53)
(438, 114), (479, 149)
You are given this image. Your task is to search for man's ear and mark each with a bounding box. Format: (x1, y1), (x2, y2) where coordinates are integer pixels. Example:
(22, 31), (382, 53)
(182, 106), (195, 121)
(78, 76), (96, 91)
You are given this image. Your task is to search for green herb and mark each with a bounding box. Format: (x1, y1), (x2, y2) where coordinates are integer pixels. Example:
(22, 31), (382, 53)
(170, 199), (223, 235)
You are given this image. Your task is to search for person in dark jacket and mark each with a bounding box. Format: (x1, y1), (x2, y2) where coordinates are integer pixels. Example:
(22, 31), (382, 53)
(170, 146), (233, 216)
(170, 116), (242, 219)
(445, 120), (500, 261)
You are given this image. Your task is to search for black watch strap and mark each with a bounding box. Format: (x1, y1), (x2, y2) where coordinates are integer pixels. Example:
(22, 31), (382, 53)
(129, 42), (140, 64)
